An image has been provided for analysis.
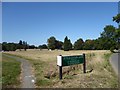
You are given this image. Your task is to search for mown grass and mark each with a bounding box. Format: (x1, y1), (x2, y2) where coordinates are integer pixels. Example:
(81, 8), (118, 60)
(2, 54), (21, 88)
(3, 50), (119, 88)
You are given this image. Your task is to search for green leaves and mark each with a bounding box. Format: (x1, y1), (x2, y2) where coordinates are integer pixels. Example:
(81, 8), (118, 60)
(47, 36), (63, 50)
(47, 36), (56, 50)
(113, 14), (120, 23)
(63, 36), (72, 51)
(102, 25), (116, 39)
(74, 38), (84, 50)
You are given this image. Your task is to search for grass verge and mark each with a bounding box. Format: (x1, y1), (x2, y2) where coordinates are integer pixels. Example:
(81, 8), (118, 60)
(102, 53), (119, 87)
(2, 54), (21, 88)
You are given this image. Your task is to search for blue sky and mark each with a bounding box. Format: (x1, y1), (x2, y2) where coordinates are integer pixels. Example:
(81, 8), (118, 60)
(2, 2), (118, 46)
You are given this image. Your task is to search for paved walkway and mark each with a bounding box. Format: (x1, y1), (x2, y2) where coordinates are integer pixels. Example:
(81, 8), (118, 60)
(110, 50), (120, 80)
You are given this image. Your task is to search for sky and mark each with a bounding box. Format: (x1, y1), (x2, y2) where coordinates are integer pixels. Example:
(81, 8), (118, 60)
(2, 2), (118, 46)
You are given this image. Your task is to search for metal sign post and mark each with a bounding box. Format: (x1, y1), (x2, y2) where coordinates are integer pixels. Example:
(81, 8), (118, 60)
(83, 53), (86, 73)
(59, 66), (62, 80)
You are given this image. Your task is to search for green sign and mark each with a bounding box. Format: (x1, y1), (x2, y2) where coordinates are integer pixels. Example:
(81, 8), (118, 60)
(62, 55), (84, 66)
(57, 54), (86, 80)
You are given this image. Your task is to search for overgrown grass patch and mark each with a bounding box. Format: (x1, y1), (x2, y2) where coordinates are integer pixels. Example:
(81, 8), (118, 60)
(2, 54), (21, 88)
(102, 53), (119, 87)
(102, 53), (116, 74)
(31, 60), (55, 87)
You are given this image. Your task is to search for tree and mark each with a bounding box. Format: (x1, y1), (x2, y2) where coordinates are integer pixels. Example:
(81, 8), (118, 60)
(98, 25), (116, 50)
(19, 40), (22, 45)
(0, 43), (2, 51)
(39, 44), (48, 50)
(22, 41), (28, 51)
(68, 39), (72, 50)
(113, 14), (120, 25)
(55, 40), (63, 50)
(18, 40), (23, 51)
(92, 39), (101, 50)
(29, 45), (36, 49)
(101, 25), (116, 39)
(2, 42), (8, 51)
(63, 36), (72, 51)
(8, 43), (17, 51)
(74, 38), (84, 50)
(47, 36), (56, 50)
(63, 36), (69, 51)
(114, 28), (120, 49)
(24, 41), (28, 51)
(2, 42), (17, 51)
(83, 39), (95, 50)
(113, 14), (120, 49)
(23, 41), (26, 51)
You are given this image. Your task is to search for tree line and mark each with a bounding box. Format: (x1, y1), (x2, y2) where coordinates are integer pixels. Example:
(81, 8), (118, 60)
(1, 40), (37, 51)
(1, 14), (120, 51)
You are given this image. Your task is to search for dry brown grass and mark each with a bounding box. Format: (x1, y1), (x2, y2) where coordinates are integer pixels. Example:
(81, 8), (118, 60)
(3, 49), (119, 88)
(4, 49), (109, 61)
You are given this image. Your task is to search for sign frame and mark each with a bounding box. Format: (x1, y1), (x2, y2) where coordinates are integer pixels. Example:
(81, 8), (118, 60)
(57, 54), (86, 80)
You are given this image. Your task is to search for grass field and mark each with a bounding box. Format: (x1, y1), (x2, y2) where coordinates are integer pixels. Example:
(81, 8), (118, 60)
(4, 49), (119, 88)
(2, 54), (21, 88)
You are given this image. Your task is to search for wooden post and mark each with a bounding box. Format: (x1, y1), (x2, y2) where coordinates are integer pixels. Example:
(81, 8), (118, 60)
(58, 55), (62, 80)
(83, 53), (86, 73)
(59, 66), (62, 80)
